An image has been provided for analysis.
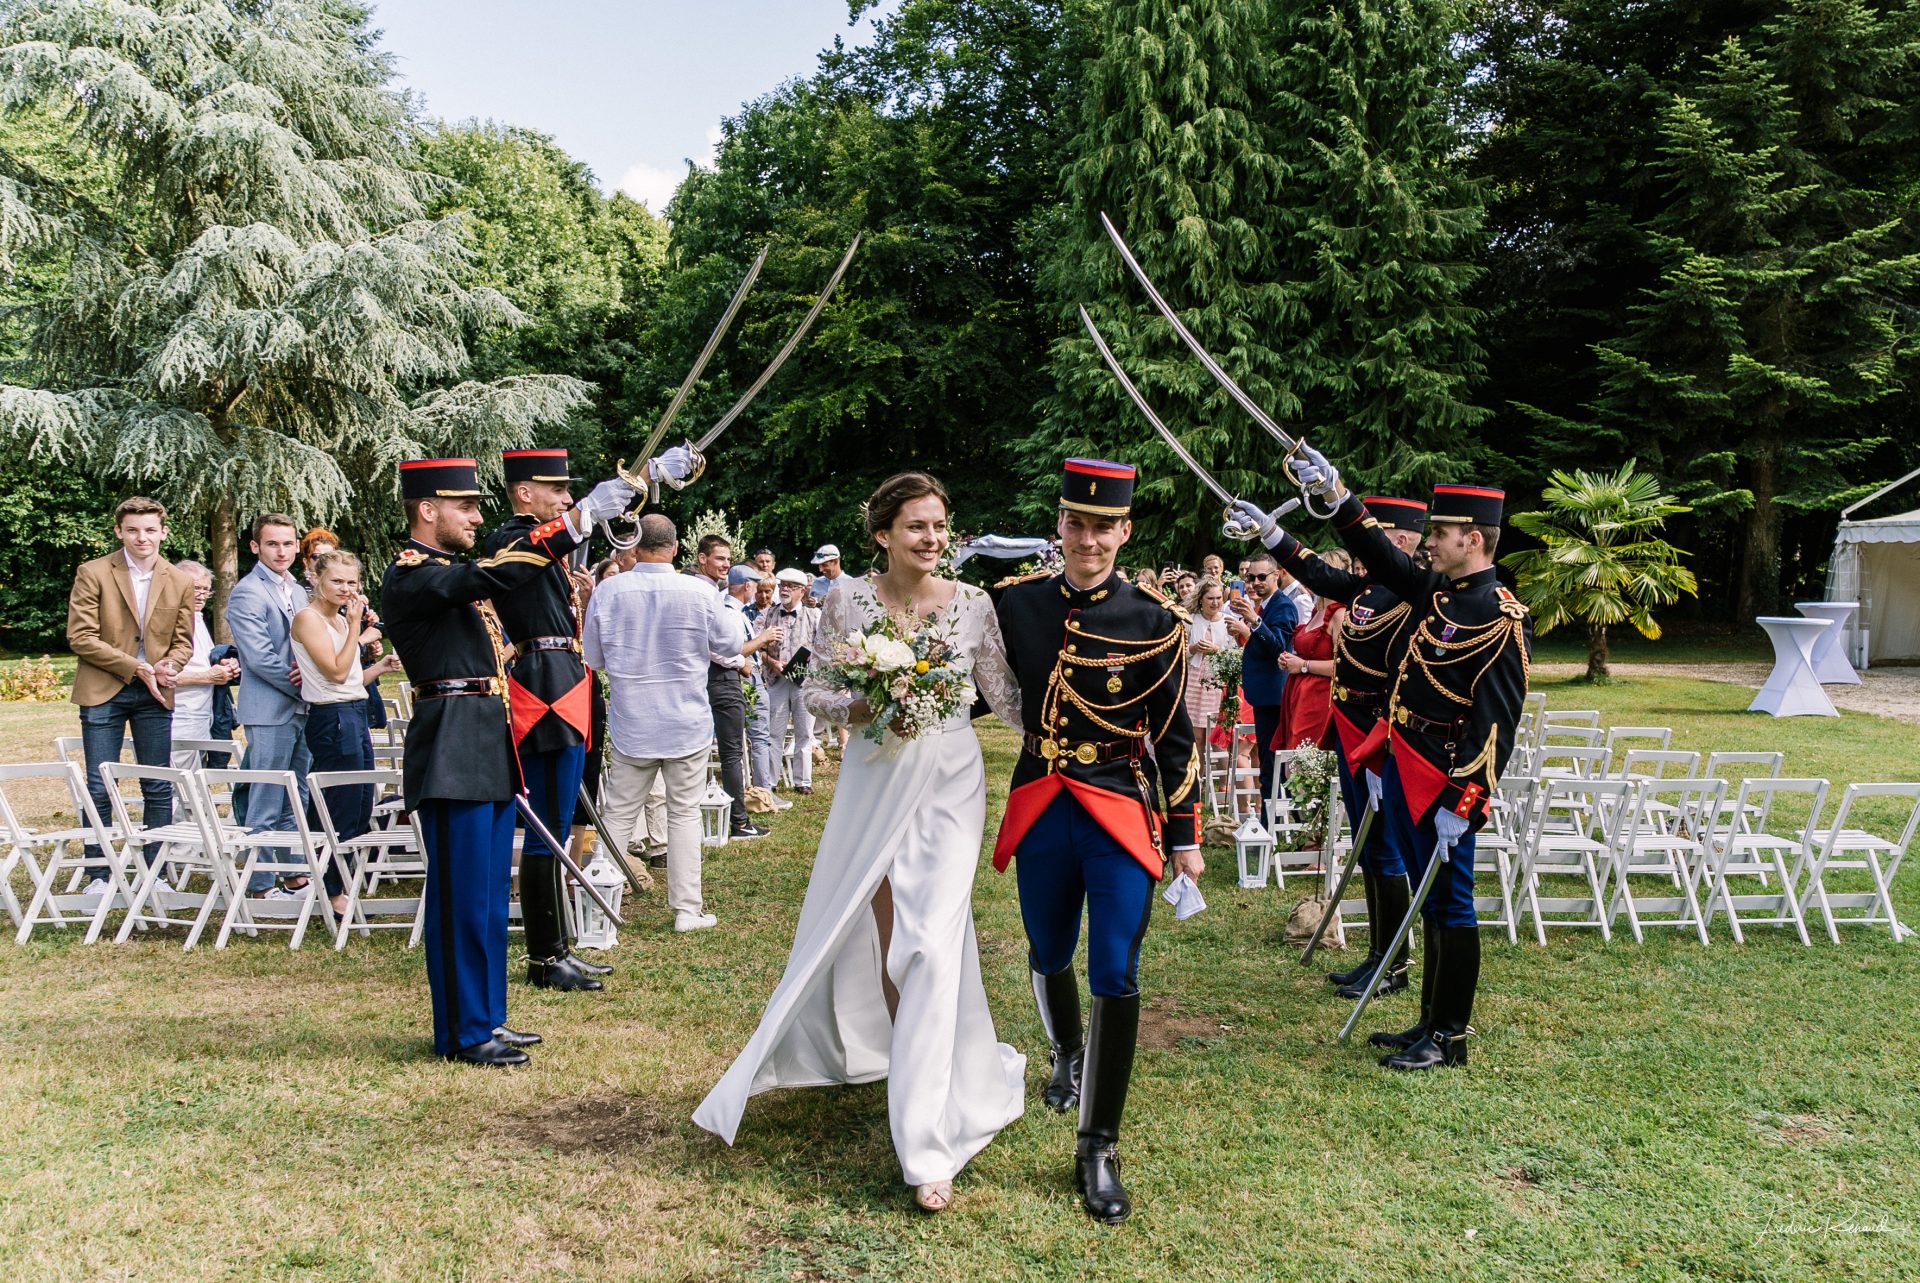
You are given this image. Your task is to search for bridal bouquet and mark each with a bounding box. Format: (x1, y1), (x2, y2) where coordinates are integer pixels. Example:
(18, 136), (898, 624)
(818, 610), (973, 744)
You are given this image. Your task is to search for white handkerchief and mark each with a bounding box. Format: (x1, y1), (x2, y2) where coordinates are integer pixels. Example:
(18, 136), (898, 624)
(1161, 872), (1207, 921)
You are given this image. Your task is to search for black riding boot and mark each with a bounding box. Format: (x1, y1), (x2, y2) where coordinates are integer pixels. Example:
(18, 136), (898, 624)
(1336, 871), (1411, 999)
(1383, 926), (1479, 1071)
(1371, 919), (1440, 1053)
(1075, 992), (1139, 1224)
(520, 852), (567, 963)
(1031, 967), (1084, 1113)
(1325, 869), (1381, 988)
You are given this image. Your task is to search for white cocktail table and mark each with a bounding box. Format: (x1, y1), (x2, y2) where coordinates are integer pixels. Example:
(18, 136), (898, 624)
(1751, 617), (1838, 717)
(1794, 600), (1861, 684)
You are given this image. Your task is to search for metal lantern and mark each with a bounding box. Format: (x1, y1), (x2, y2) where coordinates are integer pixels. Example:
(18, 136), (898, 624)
(700, 781), (734, 848)
(1234, 813), (1275, 890)
(570, 848), (627, 951)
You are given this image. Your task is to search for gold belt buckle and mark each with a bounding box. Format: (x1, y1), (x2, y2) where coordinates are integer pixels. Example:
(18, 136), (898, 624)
(1394, 703), (1408, 725)
(1039, 739), (1061, 761)
(1074, 742), (1099, 765)
(487, 676), (502, 696)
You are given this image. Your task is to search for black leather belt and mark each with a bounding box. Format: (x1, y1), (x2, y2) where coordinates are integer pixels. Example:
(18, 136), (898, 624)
(517, 636), (579, 655)
(1332, 681), (1385, 710)
(1392, 702), (1465, 739)
(1023, 732), (1139, 765)
(417, 677), (501, 699)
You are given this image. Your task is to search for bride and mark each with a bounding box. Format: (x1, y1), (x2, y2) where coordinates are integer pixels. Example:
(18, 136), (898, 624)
(693, 471), (1026, 1212)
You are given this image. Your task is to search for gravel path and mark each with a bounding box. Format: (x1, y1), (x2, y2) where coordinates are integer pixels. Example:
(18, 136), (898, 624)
(1533, 661), (1920, 723)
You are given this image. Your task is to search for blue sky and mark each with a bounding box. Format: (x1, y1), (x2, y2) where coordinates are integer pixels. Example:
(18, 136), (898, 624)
(368, 1), (896, 212)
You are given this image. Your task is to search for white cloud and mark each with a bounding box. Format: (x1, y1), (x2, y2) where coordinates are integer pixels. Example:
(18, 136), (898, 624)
(706, 124), (724, 158)
(617, 161), (685, 214)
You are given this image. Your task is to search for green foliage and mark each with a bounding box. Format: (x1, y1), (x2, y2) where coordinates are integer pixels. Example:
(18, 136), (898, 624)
(0, 652), (63, 700)
(0, 0), (591, 620)
(1504, 461), (1700, 680)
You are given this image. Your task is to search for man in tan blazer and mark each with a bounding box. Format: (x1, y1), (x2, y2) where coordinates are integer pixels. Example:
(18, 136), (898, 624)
(67, 495), (196, 890)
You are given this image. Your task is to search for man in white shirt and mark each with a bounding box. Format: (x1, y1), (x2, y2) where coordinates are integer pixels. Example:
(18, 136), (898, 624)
(759, 568), (822, 796)
(585, 515), (778, 931)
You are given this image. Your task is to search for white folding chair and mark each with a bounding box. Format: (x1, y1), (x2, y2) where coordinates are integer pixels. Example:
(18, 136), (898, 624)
(199, 768), (336, 949)
(310, 769), (427, 949)
(1699, 778), (1826, 945)
(1536, 745), (1612, 781)
(1515, 778), (1640, 943)
(1605, 726), (1674, 756)
(1471, 774), (1533, 943)
(108, 764), (232, 948)
(3, 761), (125, 944)
(1617, 750), (1700, 782)
(380, 717), (409, 748)
(1540, 724), (1607, 751)
(1609, 778), (1721, 944)
(1265, 750), (1328, 887)
(1541, 709), (1600, 730)
(394, 681), (415, 718)
(1799, 783), (1920, 944)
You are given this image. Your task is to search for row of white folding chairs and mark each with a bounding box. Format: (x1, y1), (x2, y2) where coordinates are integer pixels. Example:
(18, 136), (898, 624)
(1490, 774), (1918, 946)
(1, 759), (424, 951)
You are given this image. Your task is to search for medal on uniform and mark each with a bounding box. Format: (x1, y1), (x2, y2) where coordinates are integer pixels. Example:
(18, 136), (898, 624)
(1351, 604), (1374, 624)
(1106, 653), (1123, 694)
(1440, 623), (1458, 641)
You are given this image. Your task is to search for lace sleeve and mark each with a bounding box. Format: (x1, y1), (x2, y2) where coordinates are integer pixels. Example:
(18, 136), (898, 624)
(803, 581), (858, 724)
(970, 588), (1023, 728)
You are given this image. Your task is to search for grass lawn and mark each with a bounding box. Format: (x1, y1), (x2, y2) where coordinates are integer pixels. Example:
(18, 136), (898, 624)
(2, 672), (1918, 1281)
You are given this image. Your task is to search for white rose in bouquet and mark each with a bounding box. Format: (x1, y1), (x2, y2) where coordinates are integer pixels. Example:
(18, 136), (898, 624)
(867, 636), (918, 673)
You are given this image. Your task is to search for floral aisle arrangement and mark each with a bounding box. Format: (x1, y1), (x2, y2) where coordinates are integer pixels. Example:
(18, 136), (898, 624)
(817, 608), (973, 743)
(1207, 645), (1243, 698)
(1286, 741), (1338, 850)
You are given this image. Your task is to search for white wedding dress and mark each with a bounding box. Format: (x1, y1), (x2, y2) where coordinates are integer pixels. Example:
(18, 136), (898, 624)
(692, 576), (1027, 1186)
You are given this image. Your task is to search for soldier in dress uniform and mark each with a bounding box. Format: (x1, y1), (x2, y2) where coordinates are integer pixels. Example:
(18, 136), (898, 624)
(487, 448), (608, 994)
(1237, 456), (1531, 1071)
(1229, 495), (1429, 1002)
(381, 457), (636, 1067)
(993, 458), (1203, 1222)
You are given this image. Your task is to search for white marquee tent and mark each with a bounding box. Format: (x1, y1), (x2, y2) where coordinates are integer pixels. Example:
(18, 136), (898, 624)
(1827, 468), (1920, 668)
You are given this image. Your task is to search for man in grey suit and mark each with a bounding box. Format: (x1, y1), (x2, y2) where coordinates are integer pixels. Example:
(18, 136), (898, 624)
(225, 513), (311, 897)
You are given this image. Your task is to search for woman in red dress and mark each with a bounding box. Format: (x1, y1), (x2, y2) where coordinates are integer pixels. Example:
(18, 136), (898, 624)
(1271, 548), (1353, 754)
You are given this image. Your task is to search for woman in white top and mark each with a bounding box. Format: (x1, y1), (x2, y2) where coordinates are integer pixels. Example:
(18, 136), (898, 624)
(1183, 576), (1232, 736)
(695, 472), (1026, 1215)
(292, 550), (392, 914)
(166, 560), (241, 770)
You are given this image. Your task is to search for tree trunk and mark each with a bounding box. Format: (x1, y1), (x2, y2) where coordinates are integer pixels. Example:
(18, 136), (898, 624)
(209, 495), (239, 644)
(1586, 619), (1609, 682)
(1735, 440), (1782, 621)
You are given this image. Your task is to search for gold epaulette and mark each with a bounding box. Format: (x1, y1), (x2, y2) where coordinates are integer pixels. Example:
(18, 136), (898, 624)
(395, 549), (428, 568)
(1135, 580), (1190, 623)
(1495, 585), (1529, 619)
(995, 568), (1052, 589)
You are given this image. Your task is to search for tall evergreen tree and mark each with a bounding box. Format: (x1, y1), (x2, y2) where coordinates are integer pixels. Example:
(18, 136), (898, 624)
(1034, 0), (1300, 562)
(1266, 0), (1489, 489)
(0, 1), (590, 625)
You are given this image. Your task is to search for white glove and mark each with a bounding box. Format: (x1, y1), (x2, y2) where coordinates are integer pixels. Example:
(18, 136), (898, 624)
(577, 477), (639, 524)
(649, 443), (701, 491)
(1223, 499), (1286, 549)
(1365, 769), (1383, 811)
(1289, 444), (1343, 498)
(1434, 808), (1470, 849)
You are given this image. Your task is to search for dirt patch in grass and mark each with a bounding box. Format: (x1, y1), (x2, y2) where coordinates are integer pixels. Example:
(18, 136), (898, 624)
(1752, 1111), (1844, 1145)
(495, 1091), (677, 1154)
(1137, 998), (1225, 1050)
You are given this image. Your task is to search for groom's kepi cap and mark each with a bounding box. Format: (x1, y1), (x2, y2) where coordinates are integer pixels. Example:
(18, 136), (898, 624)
(400, 458), (484, 501)
(1428, 484), (1505, 526)
(1060, 458), (1135, 517)
(1363, 496), (1428, 532)
(501, 448), (571, 485)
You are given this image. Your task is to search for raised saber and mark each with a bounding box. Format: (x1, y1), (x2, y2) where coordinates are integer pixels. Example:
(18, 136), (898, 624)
(1337, 835), (1447, 1042)
(692, 233), (862, 453)
(514, 792), (624, 925)
(634, 244), (770, 467)
(1078, 306), (1301, 529)
(1299, 799), (1378, 966)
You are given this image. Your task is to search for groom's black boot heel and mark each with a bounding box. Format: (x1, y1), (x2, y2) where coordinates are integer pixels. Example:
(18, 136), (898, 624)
(1031, 966), (1084, 1113)
(1074, 992), (1139, 1224)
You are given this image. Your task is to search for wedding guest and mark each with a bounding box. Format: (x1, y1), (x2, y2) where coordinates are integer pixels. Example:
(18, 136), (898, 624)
(1132, 567), (1161, 594)
(67, 496), (195, 891)
(1278, 563), (1315, 629)
(301, 525), (390, 732)
(1274, 547), (1349, 755)
(1224, 550), (1297, 803)
(1173, 569), (1198, 603)
(697, 538), (770, 840)
(810, 543), (845, 604)
(759, 568), (821, 797)
(1182, 577), (1231, 737)
(228, 513), (312, 899)
(1201, 554), (1225, 581)
(750, 576), (777, 620)
(167, 560), (241, 771)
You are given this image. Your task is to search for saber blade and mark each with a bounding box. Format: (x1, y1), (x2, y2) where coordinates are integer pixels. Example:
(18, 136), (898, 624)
(1077, 306), (1238, 508)
(578, 782), (647, 899)
(636, 245), (770, 466)
(693, 233), (863, 452)
(1300, 800), (1377, 966)
(515, 792), (625, 924)
(1337, 835), (1447, 1042)
(1098, 211), (1299, 454)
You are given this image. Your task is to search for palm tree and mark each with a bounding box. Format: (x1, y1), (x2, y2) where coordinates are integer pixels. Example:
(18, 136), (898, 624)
(1503, 463), (1699, 682)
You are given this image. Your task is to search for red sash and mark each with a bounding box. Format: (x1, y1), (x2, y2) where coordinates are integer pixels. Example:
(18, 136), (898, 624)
(1332, 705), (1388, 774)
(1389, 729), (1449, 824)
(506, 672), (593, 749)
(992, 774), (1163, 880)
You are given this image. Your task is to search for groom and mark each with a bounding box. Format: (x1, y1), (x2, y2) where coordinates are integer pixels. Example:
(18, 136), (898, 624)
(993, 458), (1203, 1223)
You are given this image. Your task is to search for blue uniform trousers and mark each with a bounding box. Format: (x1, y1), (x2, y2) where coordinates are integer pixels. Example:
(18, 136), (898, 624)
(520, 742), (586, 861)
(1337, 751), (1404, 878)
(418, 798), (514, 1055)
(1380, 754), (1478, 928)
(1015, 793), (1155, 998)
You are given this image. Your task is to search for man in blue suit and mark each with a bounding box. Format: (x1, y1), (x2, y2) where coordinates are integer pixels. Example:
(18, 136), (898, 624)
(1225, 549), (1297, 804)
(225, 513), (311, 897)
